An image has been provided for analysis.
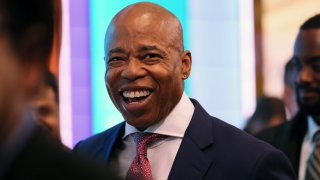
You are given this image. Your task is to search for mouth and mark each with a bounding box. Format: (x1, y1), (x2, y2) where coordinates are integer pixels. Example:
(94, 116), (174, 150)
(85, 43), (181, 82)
(121, 89), (153, 104)
(297, 86), (320, 102)
(299, 87), (320, 95)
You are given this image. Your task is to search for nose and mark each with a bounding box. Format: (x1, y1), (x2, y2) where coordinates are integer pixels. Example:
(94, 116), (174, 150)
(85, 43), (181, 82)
(121, 58), (146, 81)
(298, 65), (314, 85)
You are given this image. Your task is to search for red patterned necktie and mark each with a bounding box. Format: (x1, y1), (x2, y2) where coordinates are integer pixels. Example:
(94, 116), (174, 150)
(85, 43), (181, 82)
(127, 132), (168, 180)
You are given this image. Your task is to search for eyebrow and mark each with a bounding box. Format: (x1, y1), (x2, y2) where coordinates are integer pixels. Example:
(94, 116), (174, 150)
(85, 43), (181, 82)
(137, 45), (167, 55)
(108, 48), (128, 56)
(107, 45), (167, 57)
(292, 56), (320, 62)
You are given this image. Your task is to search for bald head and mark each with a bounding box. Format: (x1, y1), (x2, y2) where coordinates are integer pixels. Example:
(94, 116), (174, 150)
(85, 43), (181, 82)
(115, 2), (177, 20)
(105, 2), (184, 56)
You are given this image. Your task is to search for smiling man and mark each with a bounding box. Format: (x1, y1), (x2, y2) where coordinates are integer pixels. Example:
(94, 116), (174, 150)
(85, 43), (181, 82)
(74, 2), (295, 179)
(257, 14), (320, 179)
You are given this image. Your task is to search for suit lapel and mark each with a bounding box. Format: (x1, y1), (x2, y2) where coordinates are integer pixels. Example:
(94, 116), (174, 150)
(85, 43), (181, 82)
(168, 99), (214, 180)
(281, 112), (307, 174)
(100, 123), (125, 163)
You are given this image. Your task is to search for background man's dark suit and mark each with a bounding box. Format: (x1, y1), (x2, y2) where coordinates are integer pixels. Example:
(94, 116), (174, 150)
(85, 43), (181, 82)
(74, 99), (296, 179)
(256, 112), (308, 176)
(3, 125), (112, 180)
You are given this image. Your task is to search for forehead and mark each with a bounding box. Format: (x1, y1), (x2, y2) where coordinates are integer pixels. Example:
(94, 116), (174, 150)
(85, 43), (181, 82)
(294, 29), (320, 58)
(105, 13), (173, 50)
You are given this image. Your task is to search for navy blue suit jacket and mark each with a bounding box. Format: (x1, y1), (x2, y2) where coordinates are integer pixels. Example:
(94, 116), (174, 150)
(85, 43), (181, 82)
(74, 99), (296, 179)
(256, 112), (308, 176)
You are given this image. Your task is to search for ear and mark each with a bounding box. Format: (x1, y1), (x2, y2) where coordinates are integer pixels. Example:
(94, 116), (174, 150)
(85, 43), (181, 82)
(180, 50), (192, 80)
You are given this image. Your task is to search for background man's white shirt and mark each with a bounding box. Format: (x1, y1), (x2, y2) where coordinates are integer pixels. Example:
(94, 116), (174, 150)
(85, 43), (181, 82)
(299, 116), (319, 180)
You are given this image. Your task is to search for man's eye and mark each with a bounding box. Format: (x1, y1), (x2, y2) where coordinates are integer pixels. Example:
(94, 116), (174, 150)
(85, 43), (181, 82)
(292, 58), (302, 71)
(37, 106), (51, 116)
(108, 57), (123, 62)
(144, 53), (162, 59)
(142, 53), (162, 65)
(142, 54), (162, 64)
(107, 57), (126, 67)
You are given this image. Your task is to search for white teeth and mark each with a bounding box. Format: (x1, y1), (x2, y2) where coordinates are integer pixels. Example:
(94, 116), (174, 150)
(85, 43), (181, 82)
(123, 90), (151, 98)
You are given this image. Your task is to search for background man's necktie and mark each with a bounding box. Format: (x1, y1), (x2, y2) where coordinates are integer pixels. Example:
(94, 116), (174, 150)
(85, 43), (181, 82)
(305, 131), (320, 180)
(127, 132), (167, 180)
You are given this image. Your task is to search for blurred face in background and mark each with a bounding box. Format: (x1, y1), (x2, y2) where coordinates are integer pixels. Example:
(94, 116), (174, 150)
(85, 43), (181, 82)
(0, 0), (53, 148)
(0, 24), (44, 146)
(293, 29), (320, 116)
(31, 83), (60, 141)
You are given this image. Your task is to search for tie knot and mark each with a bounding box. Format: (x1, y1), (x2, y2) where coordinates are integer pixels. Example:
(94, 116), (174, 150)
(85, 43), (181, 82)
(131, 132), (168, 155)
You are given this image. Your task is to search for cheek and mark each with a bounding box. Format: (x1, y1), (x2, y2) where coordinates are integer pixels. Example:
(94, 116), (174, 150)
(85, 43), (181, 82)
(105, 69), (122, 103)
(105, 69), (118, 90)
(155, 68), (182, 96)
(149, 68), (172, 90)
(151, 61), (180, 79)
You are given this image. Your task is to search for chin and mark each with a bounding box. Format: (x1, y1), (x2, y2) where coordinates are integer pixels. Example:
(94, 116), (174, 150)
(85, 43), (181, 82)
(126, 116), (158, 130)
(299, 102), (320, 116)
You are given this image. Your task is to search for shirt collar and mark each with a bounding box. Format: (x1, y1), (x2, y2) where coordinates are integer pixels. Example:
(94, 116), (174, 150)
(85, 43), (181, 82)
(123, 92), (194, 139)
(306, 116), (320, 143)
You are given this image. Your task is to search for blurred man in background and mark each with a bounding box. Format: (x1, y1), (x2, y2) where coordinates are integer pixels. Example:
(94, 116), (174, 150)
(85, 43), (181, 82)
(257, 14), (320, 179)
(0, 0), (110, 179)
(31, 69), (61, 142)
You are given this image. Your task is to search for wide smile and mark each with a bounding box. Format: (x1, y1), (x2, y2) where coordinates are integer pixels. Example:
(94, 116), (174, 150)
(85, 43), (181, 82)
(122, 89), (152, 104)
(299, 86), (319, 96)
(119, 88), (154, 112)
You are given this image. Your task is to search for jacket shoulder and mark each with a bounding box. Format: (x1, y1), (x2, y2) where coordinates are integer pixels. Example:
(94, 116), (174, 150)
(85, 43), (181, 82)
(256, 121), (290, 143)
(73, 122), (124, 155)
(184, 99), (296, 179)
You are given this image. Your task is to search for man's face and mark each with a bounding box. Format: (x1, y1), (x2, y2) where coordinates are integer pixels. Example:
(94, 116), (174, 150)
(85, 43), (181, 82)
(104, 14), (190, 130)
(31, 85), (60, 140)
(293, 29), (320, 116)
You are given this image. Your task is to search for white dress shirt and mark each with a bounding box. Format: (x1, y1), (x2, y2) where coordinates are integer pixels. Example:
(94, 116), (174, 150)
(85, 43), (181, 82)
(113, 92), (194, 180)
(299, 116), (319, 180)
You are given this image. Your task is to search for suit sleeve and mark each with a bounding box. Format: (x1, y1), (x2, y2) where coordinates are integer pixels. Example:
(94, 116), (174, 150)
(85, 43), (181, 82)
(251, 148), (297, 180)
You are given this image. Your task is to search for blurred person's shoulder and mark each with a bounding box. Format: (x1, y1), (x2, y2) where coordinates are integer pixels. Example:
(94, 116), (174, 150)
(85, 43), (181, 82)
(255, 112), (307, 148)
(255, 121), (290, 147)
(4, 126), (113, 180)
(73, 122), (125, 160)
